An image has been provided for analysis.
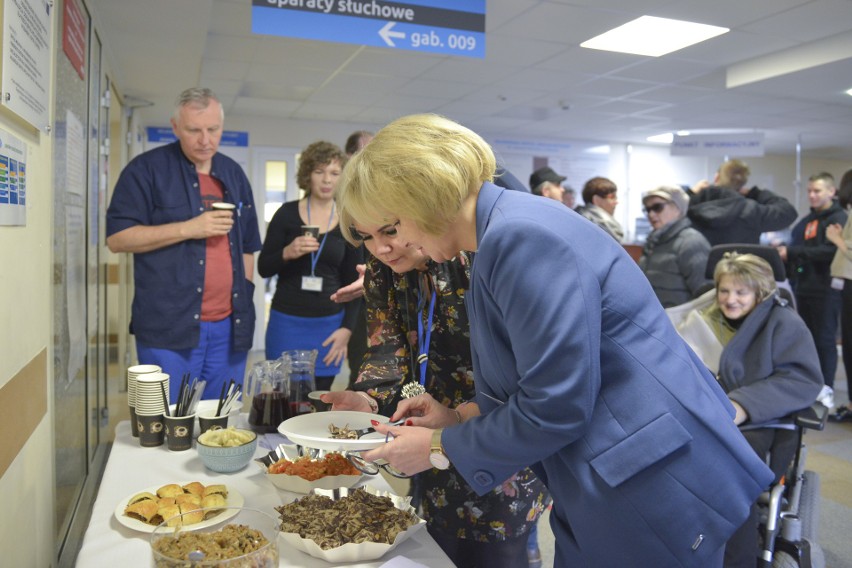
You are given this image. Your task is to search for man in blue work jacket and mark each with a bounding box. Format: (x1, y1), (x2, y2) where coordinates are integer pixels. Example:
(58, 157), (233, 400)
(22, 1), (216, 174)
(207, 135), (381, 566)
(107, 87), (261, 402)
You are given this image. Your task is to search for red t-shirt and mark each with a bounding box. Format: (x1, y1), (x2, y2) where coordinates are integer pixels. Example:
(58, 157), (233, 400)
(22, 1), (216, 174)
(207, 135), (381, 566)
(199, 174), (233, 321)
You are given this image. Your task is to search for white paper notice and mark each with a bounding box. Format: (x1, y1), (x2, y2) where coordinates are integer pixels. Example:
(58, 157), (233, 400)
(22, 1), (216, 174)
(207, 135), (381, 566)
(1, 0), (51, 129)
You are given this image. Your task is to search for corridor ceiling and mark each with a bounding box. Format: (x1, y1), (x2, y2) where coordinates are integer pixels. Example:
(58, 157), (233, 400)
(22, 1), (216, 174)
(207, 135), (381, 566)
(87, 0), (852, 159)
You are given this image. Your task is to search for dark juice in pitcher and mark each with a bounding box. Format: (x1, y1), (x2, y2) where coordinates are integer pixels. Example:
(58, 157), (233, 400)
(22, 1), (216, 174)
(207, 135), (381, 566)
(248, 391), (290, 433)
(289, 374), (315, 416)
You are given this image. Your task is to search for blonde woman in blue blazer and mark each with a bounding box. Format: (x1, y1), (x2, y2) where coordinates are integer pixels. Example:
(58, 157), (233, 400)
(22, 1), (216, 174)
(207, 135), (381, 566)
(337, 114), (774, 567)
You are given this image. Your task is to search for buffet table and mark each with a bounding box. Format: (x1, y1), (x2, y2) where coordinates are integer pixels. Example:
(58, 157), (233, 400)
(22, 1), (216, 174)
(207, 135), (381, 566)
(76, 420), (453, 567)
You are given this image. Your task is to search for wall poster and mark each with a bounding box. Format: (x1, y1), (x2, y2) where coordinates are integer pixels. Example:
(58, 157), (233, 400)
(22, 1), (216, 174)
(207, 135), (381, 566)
(1, 0), (52, 130)
(0, 127), (27, 225)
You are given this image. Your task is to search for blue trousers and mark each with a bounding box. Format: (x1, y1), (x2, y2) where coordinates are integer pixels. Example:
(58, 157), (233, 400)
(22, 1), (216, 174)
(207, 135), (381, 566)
(136, 318), (248, 402)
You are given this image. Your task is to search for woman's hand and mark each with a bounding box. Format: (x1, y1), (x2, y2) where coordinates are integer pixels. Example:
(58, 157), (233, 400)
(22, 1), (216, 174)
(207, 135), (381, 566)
(321, 390), (371, 412)
(358, 424), (434, 477)
(330, 264), (367, 302)
(390, 393), (458, 428)
(283, 235), (319, 261)
(322, 328), (352, 366)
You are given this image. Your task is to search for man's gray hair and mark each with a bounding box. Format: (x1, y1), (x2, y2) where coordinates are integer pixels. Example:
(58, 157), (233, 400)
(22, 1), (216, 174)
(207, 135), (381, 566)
(173, 87), (223, 121)
(532, 181), (547, 196)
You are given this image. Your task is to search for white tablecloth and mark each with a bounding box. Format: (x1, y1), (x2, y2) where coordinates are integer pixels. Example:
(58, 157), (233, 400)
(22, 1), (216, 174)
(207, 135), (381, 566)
(75, 420), (452, 567)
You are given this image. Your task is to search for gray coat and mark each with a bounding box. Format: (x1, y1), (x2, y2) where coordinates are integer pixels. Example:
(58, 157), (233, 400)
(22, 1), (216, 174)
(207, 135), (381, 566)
(639, 217), (711, 307)
(719, 296), (823, 425)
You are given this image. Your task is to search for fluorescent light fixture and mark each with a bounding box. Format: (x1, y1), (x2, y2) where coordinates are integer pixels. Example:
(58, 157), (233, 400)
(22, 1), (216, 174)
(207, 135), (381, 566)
(646, 133), (674, 144)
(581, 16), (729, 57)
(846, 88), (852, 96)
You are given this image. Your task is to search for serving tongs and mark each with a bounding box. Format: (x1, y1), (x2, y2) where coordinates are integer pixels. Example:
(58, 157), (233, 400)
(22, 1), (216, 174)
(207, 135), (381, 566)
(343, 418), (410, 479)
(348, 418), (406, 439)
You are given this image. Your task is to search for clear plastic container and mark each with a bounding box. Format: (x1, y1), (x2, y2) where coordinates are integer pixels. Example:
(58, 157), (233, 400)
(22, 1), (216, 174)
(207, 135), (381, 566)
(150, 506), (278, 567)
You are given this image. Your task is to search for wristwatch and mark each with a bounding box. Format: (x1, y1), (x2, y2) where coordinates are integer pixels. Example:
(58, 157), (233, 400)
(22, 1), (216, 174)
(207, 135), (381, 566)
(429, 429), (450, 470)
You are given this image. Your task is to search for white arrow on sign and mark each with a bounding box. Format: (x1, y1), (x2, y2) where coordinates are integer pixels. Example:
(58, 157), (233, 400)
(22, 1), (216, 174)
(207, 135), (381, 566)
(379, 21), (406, 47)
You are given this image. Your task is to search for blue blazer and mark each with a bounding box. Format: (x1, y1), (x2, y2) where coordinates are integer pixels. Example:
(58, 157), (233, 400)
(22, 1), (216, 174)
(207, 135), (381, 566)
(442, 183), (774, 566)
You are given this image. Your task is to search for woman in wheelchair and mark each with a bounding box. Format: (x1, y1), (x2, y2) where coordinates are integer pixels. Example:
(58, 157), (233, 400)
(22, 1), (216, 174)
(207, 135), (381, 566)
(670, 252), (823, 567)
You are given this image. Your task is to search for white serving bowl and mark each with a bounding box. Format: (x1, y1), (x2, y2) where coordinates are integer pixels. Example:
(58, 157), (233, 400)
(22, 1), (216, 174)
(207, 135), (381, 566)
(196, 429), (258, 473)
(255, 447), (362, 494)
(276, 486), (425, 563)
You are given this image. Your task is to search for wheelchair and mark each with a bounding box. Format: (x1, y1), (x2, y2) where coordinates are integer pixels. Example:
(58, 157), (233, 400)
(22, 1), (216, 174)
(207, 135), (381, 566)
(756, 403), (828, 568)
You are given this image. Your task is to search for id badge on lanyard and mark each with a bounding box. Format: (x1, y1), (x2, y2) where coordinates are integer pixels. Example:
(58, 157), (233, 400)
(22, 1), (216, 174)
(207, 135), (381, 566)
(301, 275), (323, 291)
(301, 197), (333, 292)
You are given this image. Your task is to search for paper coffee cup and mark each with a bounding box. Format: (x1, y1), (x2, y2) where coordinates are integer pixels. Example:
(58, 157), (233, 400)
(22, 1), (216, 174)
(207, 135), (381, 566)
(212, 202), (236, 211)
(301, 225), (320, 238)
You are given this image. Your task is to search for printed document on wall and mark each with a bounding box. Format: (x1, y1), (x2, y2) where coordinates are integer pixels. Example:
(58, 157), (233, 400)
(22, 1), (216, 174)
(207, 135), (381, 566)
(0, 128), (27, 226)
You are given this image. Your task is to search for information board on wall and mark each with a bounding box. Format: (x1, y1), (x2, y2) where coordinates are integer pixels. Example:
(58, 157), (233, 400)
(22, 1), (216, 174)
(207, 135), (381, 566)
(0, 127), (27, 226)
(1, 0), (52, 130)
(671, 132), (765, 157)
(252, 0), (485, 58)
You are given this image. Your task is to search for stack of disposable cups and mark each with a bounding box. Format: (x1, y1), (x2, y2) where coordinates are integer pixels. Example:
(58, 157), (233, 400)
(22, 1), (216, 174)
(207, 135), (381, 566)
(134, 372), (170, 447)
(127, 364), (161, 438)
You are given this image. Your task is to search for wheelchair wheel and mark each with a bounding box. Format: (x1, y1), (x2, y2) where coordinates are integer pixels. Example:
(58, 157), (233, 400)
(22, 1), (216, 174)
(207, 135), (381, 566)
(797, 471), (821, 542)
(772, 538), (825, 568)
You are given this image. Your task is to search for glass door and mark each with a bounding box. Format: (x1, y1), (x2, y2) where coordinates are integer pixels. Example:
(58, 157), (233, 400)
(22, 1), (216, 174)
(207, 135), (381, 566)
(250, 146), (301, 353)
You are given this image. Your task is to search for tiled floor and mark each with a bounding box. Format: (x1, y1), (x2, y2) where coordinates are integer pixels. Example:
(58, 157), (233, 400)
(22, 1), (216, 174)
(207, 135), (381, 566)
(535, 368), (852, 568)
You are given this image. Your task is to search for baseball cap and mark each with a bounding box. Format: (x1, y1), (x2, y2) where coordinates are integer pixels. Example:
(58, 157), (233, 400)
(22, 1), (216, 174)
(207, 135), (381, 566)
(529, 167), (567, 191)
(642, 185), (689, 216)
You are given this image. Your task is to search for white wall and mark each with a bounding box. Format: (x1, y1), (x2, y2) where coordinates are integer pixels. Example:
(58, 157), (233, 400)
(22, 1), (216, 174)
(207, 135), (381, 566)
(0, 110), (57, 568)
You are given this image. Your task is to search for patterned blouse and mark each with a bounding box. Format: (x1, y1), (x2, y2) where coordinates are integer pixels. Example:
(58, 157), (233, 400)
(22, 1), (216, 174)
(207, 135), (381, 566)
(353, 253), (549, 542)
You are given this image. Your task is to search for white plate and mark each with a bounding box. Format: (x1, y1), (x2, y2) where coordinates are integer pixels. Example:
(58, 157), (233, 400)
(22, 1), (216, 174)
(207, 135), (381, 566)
(278, 411), (389, 451)
(113, 483), (244, 533)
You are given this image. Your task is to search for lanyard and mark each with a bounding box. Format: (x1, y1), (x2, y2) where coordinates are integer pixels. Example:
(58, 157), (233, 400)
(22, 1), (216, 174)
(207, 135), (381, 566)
(306, 196), (335, 277)
(416, 275), (437, 388)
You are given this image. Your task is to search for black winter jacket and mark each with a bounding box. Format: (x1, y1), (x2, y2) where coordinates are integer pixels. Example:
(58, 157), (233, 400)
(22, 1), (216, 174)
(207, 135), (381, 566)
(787, 201), (848, 297)
(688, 186), (797, 246)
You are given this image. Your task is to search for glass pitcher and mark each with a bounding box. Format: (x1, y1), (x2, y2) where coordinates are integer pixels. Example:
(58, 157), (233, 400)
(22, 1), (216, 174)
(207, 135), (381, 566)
(279, 350), (317, 416)
(245, 359), (290, 433)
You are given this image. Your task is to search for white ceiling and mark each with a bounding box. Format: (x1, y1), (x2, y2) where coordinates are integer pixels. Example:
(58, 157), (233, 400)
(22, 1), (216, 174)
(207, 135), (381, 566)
(86, 0), (852, 159)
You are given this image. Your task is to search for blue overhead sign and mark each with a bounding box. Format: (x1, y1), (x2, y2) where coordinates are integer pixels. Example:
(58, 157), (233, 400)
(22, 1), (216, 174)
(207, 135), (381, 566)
(251, 0), (486, 58)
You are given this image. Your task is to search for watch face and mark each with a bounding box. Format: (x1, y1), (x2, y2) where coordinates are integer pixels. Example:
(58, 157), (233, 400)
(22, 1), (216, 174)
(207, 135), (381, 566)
(429, 452), (450, 470)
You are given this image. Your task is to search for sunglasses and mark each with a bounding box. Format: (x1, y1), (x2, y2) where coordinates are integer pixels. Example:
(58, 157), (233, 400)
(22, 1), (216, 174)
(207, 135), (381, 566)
(643, 202), (668, 215)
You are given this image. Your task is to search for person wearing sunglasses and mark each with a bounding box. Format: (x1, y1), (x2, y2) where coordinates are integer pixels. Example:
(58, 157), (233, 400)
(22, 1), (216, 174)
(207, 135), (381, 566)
(335, 113), (774, 567)
(323, 226), (548, 568)
(639, 185), (712, 308)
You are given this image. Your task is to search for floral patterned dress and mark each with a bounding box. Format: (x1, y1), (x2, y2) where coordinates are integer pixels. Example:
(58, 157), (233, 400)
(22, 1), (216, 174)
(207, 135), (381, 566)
(353, 253), (549, 543)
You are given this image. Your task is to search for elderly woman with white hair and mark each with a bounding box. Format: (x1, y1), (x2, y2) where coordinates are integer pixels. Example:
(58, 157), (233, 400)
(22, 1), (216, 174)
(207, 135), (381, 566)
(639, 185), (712, 307)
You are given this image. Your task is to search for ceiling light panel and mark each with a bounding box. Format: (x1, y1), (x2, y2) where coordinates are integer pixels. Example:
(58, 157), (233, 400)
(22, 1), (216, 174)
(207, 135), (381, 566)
(581, 16), (729, 57)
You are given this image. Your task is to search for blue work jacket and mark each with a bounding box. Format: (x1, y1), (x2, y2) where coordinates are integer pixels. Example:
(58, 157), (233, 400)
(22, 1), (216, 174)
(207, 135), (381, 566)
(443, 182), (773, 567)
(106, 142), (261, 350)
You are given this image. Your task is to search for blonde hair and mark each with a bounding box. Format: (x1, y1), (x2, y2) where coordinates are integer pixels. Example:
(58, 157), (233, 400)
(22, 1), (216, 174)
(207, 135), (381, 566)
(337, 114), (496, 245)
(717, 159), (750, 191)
(713, 252), (777, 302)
